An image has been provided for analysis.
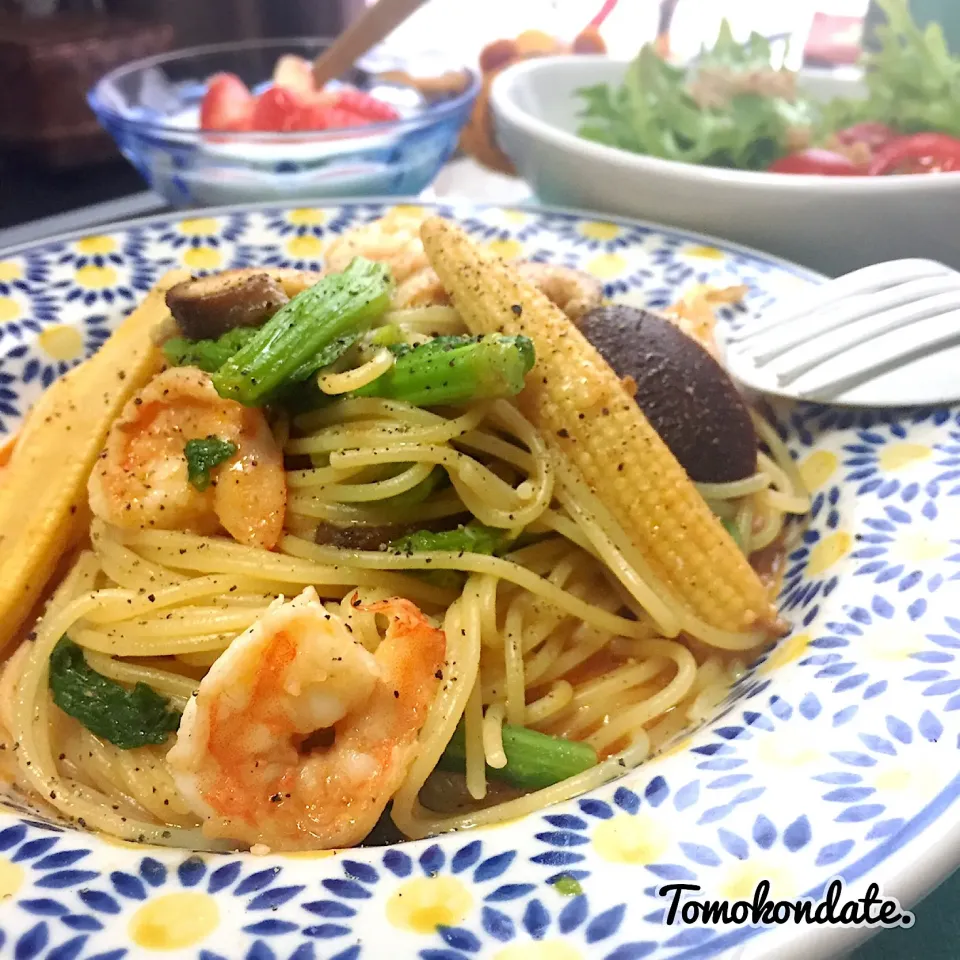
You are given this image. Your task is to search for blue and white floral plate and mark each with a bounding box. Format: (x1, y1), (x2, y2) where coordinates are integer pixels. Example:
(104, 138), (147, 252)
(1, 202), (958, 960)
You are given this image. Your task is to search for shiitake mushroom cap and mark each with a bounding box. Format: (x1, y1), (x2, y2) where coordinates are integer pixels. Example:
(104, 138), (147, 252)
(165, 270), (290, 340)
(577, 305), (757, 483)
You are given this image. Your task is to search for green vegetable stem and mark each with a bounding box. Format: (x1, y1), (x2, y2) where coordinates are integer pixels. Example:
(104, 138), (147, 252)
(212, 258), (393, 406)
(389, 521), (510, 557)
(351, 334), (535, 407)
(388, 521), (511, 590)
(49, 638), (181, 750)
(163, 327), (257, 373)
(438, 721), (598, 790)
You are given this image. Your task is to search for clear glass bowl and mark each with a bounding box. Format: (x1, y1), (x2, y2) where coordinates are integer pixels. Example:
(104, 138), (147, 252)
(88, 38), (480, 207)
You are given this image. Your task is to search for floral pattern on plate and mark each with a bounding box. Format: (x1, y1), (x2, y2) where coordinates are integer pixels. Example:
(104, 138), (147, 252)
(0, 202), (957, 960)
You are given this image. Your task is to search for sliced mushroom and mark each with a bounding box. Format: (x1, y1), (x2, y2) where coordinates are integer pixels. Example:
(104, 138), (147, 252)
(577, 305), (757, 483)
(165, 270), (291, 340)
(314, 516), (469, 552)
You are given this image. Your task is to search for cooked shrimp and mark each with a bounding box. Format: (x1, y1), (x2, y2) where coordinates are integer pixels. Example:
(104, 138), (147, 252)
(167, 587), (445, 850)
(324, 209), (430, 284)
(514, 262), (603, 321)
(393, 261), (603, 321)
(88, 366), (286, 549)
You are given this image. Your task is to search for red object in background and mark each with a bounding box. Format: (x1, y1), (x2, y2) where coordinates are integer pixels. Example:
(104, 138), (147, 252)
(833, 122), (897, 153)
(330, 89), (400, 123)
(199, 61), (401, 133)
(769, 148), (864, 176)
(200, 73), (255, 131)
(868, 133), (960, 175)
(250, 85), (306, 132)
(803, 12), (865, 67)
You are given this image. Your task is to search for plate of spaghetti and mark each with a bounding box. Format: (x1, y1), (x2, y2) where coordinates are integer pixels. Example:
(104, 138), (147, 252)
(0, 203), (956, 960)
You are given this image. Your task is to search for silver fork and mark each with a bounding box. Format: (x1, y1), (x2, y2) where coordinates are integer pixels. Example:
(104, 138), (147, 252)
(718, 259), (960, 407)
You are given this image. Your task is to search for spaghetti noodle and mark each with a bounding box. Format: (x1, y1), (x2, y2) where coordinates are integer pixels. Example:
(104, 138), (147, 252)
(0, 214), (808, 851)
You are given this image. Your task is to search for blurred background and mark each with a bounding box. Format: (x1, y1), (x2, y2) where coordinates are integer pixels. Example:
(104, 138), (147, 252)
(3, 0), (951, 238)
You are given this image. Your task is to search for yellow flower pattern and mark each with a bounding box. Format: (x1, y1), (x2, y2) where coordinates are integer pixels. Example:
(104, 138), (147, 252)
(0, 261), (22, 282)
(74, 235), (118, 255)
(0, 858), (24, 901)
(0, 202), (957, 960)
(386, 875), (473, 933)
(0, 297), (19, 323)
(799, 450), (838, 491)
(287, 208), (328, 226)
(128, 892), (219, 950)
(183, 247), (222, 271)
(807, 531), (851, 576)
(593, 813), (670, 865)
(586, 252), (627, 279)
(37, 324), (84, 361)
(74, 265), (118, 289)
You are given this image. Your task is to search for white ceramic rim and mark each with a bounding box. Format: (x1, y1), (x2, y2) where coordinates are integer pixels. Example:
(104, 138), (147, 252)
(3, 199), (959, 960)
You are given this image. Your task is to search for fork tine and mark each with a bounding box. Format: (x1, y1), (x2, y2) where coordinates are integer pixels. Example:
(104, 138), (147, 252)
(794, 308), (960, 400)
(772, 288), (960, 384)
(750, 275), (960, 365)
(724, 259), (952, 345)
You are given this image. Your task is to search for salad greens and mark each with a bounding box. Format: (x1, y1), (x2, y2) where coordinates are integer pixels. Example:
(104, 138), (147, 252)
(576, 0), (960, 171)
(820, 0), (960, 138)
(49, 637), (182, 749)
(578, 22), (812, 170)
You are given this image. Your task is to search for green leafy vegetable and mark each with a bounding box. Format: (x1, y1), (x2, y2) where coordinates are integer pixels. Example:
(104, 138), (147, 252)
(49, 638), (181, 749)
(438, 721), (598, 790)
(576, 0), (960, 173)
(184, 436), (237, 491)
(576, 23), (813, 170)
(389, 520), (511, 590)
(286, 332), (361, 384)
(822, 0), (960, 138)
(352, 334), (535, 407)
(163, 327), (258, 373)
(212, 258), (393, 406)
(389, 521), (510, 557)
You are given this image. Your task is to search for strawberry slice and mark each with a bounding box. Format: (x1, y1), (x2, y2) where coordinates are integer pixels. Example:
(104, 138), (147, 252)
(294, 99), (369, 131)
(329, 88), (400, 123)
(200, 72), (255, 131)
(251, 85), (307, 132)
(272, 54), (315, 96)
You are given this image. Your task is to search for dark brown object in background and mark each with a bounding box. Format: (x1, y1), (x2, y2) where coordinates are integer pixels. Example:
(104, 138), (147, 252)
(106, 0), (362, 47)
(0, 14), (173, 169)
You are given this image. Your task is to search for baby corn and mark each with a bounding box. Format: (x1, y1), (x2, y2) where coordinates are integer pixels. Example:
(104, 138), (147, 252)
(420, 217), (773, 636)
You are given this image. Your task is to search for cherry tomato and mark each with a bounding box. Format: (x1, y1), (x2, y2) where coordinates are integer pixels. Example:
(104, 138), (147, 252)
(251, 86), (306, 132)
(833, 122), (897, 152)
(199, 73), (255, 132)
(768, 149), (863, 176)
(867, 133), (960, 175)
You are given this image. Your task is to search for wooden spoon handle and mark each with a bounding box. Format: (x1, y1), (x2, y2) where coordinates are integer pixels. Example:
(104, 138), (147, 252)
(312, 0), (433, 88)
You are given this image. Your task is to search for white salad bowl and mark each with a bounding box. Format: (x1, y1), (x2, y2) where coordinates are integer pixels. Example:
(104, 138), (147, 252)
(2, 201), (960, 959)
(490, 56), (960, 276)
